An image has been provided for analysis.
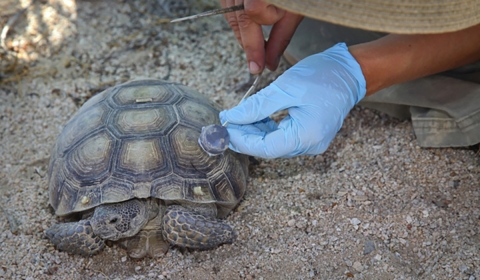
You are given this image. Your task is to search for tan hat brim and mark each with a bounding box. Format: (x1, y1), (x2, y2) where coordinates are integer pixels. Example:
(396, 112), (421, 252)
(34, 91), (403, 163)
(266, 0), (480, 34)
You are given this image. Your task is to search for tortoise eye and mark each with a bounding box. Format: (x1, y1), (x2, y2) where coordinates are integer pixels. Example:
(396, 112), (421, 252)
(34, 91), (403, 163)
(109, 217), (118, 224)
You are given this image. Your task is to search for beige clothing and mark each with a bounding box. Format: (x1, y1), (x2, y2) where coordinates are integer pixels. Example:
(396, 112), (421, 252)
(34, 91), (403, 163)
(278, 18), (480, 148)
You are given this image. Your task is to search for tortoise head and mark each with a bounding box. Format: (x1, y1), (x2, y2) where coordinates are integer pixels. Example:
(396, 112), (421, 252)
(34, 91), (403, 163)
(90, 199), (149, 241)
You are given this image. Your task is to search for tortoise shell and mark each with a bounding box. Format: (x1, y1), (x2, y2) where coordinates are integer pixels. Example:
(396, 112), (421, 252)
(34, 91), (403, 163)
(48, 80), (248, 217)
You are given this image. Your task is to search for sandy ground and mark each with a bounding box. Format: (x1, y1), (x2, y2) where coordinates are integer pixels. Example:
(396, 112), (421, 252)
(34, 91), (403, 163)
(1, 0), (480, 279)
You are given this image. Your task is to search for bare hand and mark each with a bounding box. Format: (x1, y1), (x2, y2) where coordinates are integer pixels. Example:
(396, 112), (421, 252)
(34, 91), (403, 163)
(221, 0), (303, 74)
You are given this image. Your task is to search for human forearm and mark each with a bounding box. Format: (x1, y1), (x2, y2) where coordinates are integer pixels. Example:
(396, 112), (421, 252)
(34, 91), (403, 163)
(349, 24), (480, 96)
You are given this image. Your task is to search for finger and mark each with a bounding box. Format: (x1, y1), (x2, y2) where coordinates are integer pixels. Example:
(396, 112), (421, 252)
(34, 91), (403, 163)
(265, 12), (304, 70)
(235, 0), (265, 74)
(221, 111), (278, 132)
(226, 117), (278, 134)
(222, 0), (243, 47)
(253, 117), (279, 132)
(220, 0), (228, 8)
(222, 83), (298, 124)
(244, 0), (285, 25)
(227, 126), (297, 158)
(225, 123), (267, 138)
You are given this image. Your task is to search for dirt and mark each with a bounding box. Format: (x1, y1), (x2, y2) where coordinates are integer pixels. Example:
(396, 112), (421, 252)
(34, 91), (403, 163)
(1, 0), (479, 279)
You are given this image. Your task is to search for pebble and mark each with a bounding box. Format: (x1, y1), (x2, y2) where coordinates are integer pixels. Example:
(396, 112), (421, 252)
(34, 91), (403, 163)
(422, 210), (429, 218)
(460, 264), (474, 275)
(406, 215), (413, 224)
(350, 218), (361, 225)
(352, 261), (364, 272)
(363, 240), (375, 255)
(353, 195), (368, 201)
(350, 218), (361, 229)
(287, 219), (295, 227)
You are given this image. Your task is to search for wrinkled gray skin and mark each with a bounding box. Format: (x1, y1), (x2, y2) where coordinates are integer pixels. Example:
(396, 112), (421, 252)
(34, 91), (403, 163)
(45, 198), (235, 258)
(90, 199), (152, 240)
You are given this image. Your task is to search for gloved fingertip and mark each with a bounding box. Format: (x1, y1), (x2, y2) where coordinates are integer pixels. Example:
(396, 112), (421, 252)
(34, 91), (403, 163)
(219, 110), (227, 124)
(221, 103), (251, 124)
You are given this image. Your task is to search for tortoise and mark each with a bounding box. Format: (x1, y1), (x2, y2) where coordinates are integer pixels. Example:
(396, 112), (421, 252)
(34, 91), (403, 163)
(45, 79), (248, 258)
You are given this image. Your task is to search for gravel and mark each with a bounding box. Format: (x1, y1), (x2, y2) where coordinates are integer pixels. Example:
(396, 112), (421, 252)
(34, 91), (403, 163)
(1, 0), (480, 279)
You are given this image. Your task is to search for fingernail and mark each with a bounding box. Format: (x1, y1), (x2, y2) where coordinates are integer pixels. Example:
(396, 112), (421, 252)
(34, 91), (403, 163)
(249, 61), (260, 74)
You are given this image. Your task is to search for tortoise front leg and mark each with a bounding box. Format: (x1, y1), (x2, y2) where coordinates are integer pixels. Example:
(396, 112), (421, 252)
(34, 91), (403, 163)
(45, 220), (105, 256)
(162, 205), (236, 249)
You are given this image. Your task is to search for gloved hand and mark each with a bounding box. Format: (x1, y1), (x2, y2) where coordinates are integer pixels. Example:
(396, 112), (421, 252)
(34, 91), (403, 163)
(219, 43), (367, 158)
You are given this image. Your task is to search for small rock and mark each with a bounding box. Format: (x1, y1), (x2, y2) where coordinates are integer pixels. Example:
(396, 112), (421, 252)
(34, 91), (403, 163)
(287, 219), (295, 227)
(295, 221), (306, 229)
(271, 248), (281, 254)
(448, 180), (460, 188)
(350, 218), (361, 225)
(422, 210), (429, 218)
(363, 240), (375, 255)
(329, 236), (339, 243)
(353, 195), (368, 201)
(337, 191), (348, 196)
(406, 215), (413, 224)
(374, 254), (382, 261)
(352, 261), (364, 272)
(459, 264), (474, 275)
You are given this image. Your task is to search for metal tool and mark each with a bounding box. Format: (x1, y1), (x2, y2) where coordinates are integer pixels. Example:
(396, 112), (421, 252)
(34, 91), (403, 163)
(170, 4), (244, 23)
(222, 74), (261, 126)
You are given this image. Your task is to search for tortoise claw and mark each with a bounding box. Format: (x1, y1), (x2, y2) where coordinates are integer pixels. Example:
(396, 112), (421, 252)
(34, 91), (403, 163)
(45, 220), (105, 256)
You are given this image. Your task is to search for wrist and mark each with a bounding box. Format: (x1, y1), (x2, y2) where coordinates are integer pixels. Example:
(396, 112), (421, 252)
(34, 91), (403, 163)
(322, 43), (367, 102)
(349, 41), (399, 96)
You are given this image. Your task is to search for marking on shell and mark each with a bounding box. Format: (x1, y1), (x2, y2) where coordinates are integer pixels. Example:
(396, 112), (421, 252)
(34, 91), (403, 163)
(193, 186), (205, 196)
(81, 196), (90, 205)
(135, 98), (153, 103)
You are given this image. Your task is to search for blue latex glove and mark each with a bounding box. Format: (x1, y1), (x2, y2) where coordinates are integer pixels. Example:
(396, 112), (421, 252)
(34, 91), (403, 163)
(219, 43), (367, 158)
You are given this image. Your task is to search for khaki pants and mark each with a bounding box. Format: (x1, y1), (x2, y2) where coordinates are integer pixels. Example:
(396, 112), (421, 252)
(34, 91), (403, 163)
(279, 18), (480, 148)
